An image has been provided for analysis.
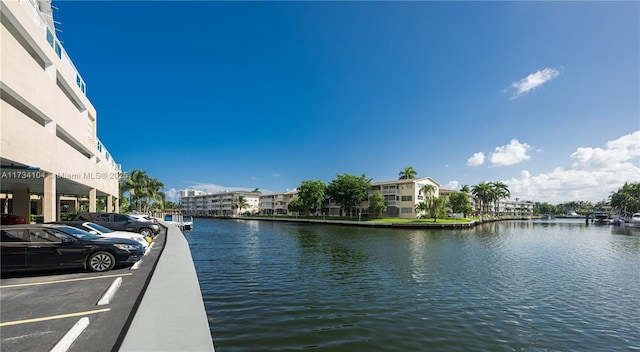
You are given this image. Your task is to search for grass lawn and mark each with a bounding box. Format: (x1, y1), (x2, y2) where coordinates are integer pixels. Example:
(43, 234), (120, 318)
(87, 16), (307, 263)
(367, 217), (474, 224)
(252, 215), (475, 224)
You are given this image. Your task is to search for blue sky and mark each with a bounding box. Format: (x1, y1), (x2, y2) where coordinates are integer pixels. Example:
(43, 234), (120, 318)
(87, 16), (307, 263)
(53, 1), (639, 204)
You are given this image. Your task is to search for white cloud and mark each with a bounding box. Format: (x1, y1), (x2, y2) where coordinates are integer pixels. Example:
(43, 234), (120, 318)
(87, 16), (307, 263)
(504, 131), (640, 203)
(467, 152), (485, 166)
(489, 139), (532, 167)
(164, 188), (180, 202)
(571, 130), (640, 170)
(443, 180), (460, 190)
(509, 68), (560, 99)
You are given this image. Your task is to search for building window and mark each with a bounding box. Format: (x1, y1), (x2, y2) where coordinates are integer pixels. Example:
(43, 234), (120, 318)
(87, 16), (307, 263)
(401, 208), (413, 214)
(401, 195), (412, 202)
(46, 27), (54, 47)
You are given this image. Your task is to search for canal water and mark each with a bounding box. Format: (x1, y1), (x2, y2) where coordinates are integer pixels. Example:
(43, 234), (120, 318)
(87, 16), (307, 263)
(185, 218), (640, 351)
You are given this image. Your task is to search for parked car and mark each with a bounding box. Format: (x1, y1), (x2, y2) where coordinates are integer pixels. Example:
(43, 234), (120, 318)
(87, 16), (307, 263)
(128, 214), (158, 224)
(1, 224), (144, 273)
(1, 214), (27, 225)
(73, 213), (161, 237)
(51, 221), (150, 249)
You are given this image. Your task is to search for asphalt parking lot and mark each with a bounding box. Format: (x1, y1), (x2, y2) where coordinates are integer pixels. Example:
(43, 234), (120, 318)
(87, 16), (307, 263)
(0, 227), (166, 352)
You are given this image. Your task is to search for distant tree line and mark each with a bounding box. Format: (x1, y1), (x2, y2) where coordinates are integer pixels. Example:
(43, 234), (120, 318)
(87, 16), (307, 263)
(533, 182), (640, 216)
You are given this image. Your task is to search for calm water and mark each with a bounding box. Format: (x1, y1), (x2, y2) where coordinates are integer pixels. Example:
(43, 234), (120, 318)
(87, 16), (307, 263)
(185, 218), (640, 351)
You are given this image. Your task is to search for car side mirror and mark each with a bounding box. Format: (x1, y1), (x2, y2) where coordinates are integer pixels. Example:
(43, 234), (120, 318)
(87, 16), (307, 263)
(89, 230), (98, 235)
(127, 219), (132, 223)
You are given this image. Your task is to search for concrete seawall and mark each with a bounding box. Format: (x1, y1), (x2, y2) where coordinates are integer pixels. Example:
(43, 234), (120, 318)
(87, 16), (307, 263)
(236, 216), (478, 229)
(120, 222), (215, 352)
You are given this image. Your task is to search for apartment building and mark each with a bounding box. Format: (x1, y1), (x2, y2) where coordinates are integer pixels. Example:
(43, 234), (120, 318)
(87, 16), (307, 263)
(365, 177), (441, 218)
(180, 177), (445, 219)
(1, 0), (120, 222)
(317, 177), (442, 218)
(259, 190), (297, 215)
(180, 191), (261, 216)
(496, 199), (534, 216)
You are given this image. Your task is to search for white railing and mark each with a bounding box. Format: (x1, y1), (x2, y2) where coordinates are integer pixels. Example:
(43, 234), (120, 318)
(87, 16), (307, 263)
(95, 138), (120, 172)
(19, 0), (87, 95)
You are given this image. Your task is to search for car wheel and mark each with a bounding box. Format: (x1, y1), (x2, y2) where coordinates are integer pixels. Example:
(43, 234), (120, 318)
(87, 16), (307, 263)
(139, 228), (153, 237)
(87, 251), (116, 272)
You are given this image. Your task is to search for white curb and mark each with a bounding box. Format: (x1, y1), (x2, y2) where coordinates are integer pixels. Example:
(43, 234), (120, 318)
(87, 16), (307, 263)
(130, 260), (143, 270)
(49, 317), (89, 352)
(97, 277), (123, 306)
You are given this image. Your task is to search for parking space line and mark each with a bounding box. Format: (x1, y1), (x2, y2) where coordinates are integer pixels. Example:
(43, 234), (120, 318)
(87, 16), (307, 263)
(0, 273), (133, 289)
(0, 308), (111, 327)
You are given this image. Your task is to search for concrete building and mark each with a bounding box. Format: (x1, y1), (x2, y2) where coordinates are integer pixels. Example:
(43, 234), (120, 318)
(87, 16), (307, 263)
(259, 190), (297, 215)
(181, 177), (445, 219)
(364, 177), (442, 218)
(1, 0), (120, 222)
(180, 190), (261, 216)
(497, 199), (534, 216)
(179, 189), (205, 198)
(318, 177), (442, 218)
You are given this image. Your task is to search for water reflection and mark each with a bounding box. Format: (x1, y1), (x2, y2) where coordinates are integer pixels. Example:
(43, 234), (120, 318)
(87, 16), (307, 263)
(187, 218), (640, 352)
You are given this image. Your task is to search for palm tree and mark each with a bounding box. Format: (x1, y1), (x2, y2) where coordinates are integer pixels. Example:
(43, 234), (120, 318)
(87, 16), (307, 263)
(123, 170), (149, 212)
(120, 170), (167, 213)
(146, 178), (166, 212)
(415, 201), (429, 218)
(419, 184), (439, 222)
(232, 196), (250, 216)
(419, 184), (436, 204)
(398, 166), (417, 180)
(491, 181), (510, 216)
(471, 182), (493, 220)
(460, 185), (471, 194)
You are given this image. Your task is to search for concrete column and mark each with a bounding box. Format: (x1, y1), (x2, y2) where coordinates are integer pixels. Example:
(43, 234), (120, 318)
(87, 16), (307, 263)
(89, 188), (97, 212)
(43, 174), (57, 222)
(115, 197), (120, 213)
(107, 194), (113, 212)
(12, 188), (30, 222)
(34, 197), (42, 216)
(56, 194), (62, 221)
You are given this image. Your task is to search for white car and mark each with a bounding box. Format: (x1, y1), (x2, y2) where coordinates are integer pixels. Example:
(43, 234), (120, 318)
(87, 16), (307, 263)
(128, 214), (158, 224)
(629, 213), (640, 228)
(57, 221), (150, 249)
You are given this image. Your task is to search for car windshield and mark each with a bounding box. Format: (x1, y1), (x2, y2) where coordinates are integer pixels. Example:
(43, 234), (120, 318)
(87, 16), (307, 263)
(84, 222), (113, 233)
(55, 226), (101, 240)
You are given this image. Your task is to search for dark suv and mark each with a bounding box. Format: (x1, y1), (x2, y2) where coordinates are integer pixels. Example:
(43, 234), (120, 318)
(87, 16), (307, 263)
(73, 213), (161, 237)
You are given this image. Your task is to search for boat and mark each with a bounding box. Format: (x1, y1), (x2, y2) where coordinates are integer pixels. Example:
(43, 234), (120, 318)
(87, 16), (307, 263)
(593, 212), (608, 224)
(629, 213), (640, 228)
(164, 214), (194, 230)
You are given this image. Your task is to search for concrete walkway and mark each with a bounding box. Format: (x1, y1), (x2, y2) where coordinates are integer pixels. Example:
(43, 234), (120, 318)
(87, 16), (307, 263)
(120, 222), (214, 352)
